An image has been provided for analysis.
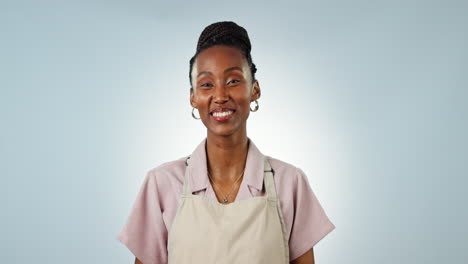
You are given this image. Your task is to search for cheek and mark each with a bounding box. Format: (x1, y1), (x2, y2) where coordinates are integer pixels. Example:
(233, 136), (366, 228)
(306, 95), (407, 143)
(236, 95), (252, 108)
(193, 94), (209, 108)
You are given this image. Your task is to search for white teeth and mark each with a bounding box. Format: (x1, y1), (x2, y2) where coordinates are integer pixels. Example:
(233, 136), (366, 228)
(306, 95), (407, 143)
(213, 111), (233, 117)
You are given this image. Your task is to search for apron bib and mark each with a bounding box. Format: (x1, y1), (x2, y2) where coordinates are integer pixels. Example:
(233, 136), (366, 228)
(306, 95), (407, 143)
(167, 155), (289, 264)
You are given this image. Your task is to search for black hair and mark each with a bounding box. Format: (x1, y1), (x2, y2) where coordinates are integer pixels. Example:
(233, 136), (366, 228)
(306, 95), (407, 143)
(189, 21), (257, 89)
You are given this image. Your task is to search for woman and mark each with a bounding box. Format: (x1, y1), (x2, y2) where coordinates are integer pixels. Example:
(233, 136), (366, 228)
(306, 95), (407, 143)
(117, 21), (335, 264)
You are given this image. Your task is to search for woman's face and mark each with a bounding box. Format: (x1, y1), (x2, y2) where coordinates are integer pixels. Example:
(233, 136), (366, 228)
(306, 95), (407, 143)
(190, 45), (260, 137)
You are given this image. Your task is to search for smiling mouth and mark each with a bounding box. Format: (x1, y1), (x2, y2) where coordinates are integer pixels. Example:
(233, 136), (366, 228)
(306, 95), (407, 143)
(210, 109), (235, 122)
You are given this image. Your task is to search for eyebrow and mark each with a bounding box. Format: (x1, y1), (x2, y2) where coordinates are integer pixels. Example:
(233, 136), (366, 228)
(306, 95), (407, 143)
(197, 67), (243, 78)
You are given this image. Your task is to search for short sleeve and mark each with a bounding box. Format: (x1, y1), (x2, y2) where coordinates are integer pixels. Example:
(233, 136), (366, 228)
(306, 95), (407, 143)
(117, 170), (168, 264)
(288, 167), (336, 261)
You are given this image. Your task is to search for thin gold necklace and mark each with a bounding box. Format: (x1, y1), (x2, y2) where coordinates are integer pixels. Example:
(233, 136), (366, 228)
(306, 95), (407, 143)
(207, 169), (245, 203)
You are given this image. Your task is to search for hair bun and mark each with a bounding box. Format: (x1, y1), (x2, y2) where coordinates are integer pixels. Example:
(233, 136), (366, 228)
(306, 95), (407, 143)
(196, 21), (252, 53)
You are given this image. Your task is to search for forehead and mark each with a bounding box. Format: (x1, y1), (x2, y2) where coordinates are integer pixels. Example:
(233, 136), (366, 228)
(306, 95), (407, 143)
(194, 45), (248, 73)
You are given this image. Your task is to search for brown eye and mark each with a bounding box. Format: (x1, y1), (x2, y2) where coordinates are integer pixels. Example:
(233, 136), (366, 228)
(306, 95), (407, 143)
(200, 83), (213, 88)
(227, 79), (240, 85)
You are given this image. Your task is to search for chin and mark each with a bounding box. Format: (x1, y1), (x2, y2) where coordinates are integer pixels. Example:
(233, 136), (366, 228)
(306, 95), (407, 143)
(207, 126), (238, 137)
(210, 130), (235, 137)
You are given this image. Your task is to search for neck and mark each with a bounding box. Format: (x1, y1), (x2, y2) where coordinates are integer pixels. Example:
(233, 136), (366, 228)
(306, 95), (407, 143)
(205, 131), (249, 183)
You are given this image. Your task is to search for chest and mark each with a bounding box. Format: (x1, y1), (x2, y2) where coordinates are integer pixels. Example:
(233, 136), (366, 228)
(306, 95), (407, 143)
(167, 195), (290, 264)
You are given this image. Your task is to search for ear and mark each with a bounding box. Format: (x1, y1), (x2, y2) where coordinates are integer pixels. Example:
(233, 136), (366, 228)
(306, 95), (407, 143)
(251, 80), (261, 101)
(190, 87), (197, 108)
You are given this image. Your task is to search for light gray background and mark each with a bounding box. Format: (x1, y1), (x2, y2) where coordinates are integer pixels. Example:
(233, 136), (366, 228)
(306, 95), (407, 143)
(1, 0), (466, 263)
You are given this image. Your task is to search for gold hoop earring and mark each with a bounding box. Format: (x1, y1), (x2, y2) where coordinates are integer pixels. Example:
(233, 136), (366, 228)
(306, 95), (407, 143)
(192, 107), (201, 120)
(250, 100), (259, 112)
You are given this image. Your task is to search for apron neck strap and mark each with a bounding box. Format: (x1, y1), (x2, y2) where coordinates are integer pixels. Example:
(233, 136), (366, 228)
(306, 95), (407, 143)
(183, 156), (192, 196)
(263, 156), (277, 199)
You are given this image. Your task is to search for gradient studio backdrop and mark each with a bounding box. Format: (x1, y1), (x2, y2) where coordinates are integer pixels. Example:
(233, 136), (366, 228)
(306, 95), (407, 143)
(1, 0), (467, 263)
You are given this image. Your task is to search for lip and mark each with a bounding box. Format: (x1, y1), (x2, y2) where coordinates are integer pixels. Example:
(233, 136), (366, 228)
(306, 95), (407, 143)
(210, 108), (236, 114)
(210, 108), (235, 122)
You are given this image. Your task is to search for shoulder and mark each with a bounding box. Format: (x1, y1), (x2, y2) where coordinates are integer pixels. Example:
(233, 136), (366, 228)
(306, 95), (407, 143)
(146, 156), (188, 189)
(264, 155), (315, 206)
(149, 156), (187, 178)
(135, 156), (189, 210)
(265, 155), (304, 185)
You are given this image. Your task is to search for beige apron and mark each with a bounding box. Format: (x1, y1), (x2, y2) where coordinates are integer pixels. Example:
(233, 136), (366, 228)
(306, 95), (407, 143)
(167, 155), (290, 264)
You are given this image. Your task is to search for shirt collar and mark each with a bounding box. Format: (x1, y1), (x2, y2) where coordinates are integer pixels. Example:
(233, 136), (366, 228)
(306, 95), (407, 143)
(187, 137), (265, 194)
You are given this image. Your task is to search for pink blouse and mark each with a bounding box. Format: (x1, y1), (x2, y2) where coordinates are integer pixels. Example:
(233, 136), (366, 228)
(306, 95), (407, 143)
(117, 137), (335, 263)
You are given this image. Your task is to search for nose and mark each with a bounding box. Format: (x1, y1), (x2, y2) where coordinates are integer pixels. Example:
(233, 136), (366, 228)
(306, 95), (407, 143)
(213, 84), (229, 104)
